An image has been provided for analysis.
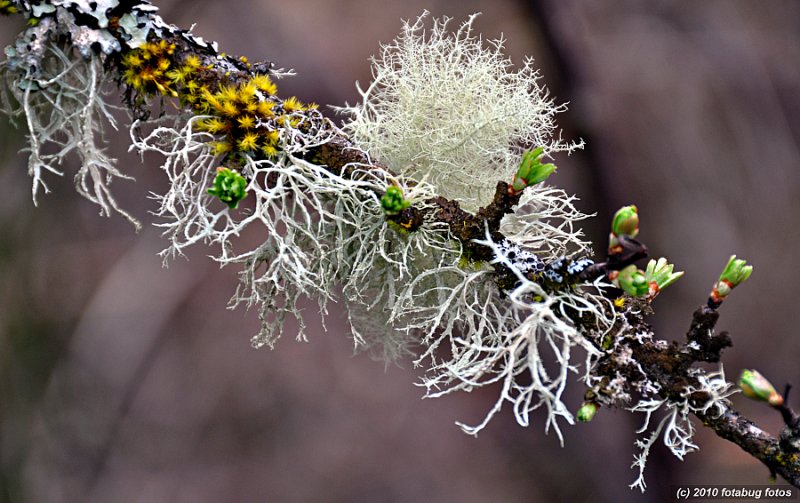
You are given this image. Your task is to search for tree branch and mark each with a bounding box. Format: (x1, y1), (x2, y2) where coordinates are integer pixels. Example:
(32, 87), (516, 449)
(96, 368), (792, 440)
(3, 0), (799, 489)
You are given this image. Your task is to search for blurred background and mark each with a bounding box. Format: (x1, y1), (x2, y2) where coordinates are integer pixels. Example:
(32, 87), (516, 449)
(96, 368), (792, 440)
(1, 1), (799, 501)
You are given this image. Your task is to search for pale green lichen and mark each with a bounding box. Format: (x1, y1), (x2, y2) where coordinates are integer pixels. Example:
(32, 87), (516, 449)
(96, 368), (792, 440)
(337, 11), (581, 212)
(1, 42), (139, 228)
(628, 367), (736, 492)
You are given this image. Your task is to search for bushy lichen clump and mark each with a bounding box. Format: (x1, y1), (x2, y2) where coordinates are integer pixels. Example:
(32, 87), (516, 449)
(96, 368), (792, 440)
(0, 0), (221, 226)
(338, 11), (581, 212)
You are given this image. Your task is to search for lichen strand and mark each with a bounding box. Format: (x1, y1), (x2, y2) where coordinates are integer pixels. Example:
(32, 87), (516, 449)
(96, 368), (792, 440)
(412, 230), (615, 441)
(0, 0), (229, 223)
(0, 37), (139, 226)
(305, 134), (591, 280)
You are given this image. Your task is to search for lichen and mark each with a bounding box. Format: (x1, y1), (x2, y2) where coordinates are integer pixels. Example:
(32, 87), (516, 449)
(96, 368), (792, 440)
(337, 11), (581, 212)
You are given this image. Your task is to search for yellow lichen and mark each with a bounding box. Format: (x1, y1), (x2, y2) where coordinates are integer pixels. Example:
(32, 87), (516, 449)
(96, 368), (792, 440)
(190, 75), (312, 161)
(251, 74), (278, 95)
(238, 132), (259, 152)
(122, 40), (178, 97)
(121, 40), (313, 162)
(237, 115), (255, 129)
(282, 96), (304, 112)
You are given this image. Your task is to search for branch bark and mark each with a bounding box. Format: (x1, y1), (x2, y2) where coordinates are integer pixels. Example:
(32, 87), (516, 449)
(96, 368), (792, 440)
(596, 302), (800, 485)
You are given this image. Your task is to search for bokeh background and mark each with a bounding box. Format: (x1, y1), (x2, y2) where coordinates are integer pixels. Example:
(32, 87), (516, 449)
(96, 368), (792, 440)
(1, 1), (799, 501)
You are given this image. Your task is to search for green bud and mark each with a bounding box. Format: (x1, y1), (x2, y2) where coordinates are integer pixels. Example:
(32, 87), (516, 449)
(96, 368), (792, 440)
(381, 186), (411, 215)
(709, 255), (753, 306)
(0, 2), (20, 15)
(207, 167), (248, 209)
(577, 402), (599, 422)
(611, 205), (639, 238)
(615, 264), (648, 297)
(511, 147), (556, 193)
(719, 255), (753, 286)
(739, 369), (783, 407)
(644, 257), (684, 298)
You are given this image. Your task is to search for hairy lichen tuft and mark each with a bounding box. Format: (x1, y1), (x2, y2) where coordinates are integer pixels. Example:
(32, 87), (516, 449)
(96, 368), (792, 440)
(338, 11), (581, 212)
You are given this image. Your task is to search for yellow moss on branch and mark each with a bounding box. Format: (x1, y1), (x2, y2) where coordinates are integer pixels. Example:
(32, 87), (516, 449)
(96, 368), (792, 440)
(122, 38), (316, 163)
